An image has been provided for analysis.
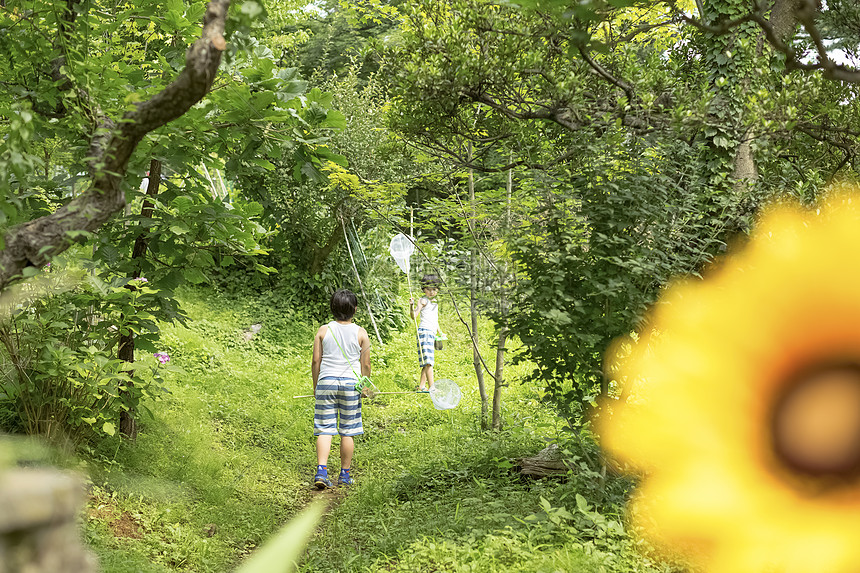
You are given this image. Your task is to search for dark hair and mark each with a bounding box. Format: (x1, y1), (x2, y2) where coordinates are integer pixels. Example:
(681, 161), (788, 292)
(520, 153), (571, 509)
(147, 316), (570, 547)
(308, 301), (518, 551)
(421, 274), (441, 289)
(330, 289), (358, 321)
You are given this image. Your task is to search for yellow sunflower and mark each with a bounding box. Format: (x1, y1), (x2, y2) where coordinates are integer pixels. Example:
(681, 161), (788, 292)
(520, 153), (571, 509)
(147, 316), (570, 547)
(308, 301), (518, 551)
(600, 189), (860, 573)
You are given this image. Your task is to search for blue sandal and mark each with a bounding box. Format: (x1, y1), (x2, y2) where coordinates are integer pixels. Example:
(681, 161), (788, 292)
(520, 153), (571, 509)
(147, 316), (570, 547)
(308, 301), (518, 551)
(338, 468), (353, 487)
(313, 467), (333, 489)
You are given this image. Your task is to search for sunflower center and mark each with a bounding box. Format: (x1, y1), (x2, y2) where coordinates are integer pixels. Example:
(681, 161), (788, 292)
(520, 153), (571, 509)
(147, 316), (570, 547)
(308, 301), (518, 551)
(772, 364), (860, 478)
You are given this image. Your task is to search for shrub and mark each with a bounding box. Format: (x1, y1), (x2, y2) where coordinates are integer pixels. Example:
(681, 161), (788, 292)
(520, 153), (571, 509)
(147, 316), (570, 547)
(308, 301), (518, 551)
(0, 274), (171, 443)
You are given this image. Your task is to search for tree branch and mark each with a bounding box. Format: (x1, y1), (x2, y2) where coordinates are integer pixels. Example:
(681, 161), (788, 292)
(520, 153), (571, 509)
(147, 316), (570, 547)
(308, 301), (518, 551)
(577, 45), (634, 102)
(674, 0), (860, 83)
(463, 89), (585, 131)
(0, 0), (230, 291)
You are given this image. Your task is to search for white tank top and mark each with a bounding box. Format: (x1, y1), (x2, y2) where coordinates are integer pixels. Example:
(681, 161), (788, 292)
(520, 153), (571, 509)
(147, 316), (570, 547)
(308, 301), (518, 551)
(318, 321), (362, 380)
(418, 297), (439, 332)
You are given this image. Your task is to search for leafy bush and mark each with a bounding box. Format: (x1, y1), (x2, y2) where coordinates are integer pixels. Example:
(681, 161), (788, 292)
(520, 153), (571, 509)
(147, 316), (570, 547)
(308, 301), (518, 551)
(508, 139), (732, 419)
(0, 272), (172, 443)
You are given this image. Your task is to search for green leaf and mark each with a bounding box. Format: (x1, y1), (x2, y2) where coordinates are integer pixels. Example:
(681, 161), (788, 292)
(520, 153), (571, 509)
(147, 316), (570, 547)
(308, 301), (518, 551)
(65, 230), (93, 241)
(170, 223), (190, 235)
(319, 110), (347, 130)
(183, 268), (208, 284)
(102, 422), (116, 436)
(316, 148), (348, 167)
(713, 135), (731, 149)
(242, 202), (264, 217)
(172, 196), (195, 213)
(250, 158), (276, 171)
(305, 87), (334, 108)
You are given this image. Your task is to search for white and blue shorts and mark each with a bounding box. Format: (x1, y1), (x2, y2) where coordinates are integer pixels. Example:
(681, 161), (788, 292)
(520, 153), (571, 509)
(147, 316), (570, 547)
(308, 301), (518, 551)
(314, 377), (363, 437)
(417, 328), (435, 367)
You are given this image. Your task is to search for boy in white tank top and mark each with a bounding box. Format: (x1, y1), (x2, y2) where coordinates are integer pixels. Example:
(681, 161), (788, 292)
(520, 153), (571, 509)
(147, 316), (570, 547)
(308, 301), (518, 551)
(311, 289), (371, 488)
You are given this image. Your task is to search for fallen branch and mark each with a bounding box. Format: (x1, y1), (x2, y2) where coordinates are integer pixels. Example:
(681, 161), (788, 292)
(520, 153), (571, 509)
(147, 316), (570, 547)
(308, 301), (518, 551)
(519, 444), (571, 478)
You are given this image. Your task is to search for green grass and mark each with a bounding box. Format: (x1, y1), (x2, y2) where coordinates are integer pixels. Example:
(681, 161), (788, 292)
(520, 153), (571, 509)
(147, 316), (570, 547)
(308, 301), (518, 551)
(78, 286), (684, 573)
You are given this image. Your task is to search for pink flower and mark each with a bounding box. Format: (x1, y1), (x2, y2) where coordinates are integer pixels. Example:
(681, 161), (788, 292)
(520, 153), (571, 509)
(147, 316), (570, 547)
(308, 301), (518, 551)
(154, 352), (170, 364)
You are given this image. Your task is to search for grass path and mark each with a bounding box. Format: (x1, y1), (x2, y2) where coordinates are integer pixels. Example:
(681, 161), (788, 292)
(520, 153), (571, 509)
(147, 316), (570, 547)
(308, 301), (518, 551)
(82, 287), (679, 573)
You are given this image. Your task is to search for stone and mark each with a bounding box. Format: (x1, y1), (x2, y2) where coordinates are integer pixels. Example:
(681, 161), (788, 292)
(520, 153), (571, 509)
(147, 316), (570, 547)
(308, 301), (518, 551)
(0, 469), (98, 573)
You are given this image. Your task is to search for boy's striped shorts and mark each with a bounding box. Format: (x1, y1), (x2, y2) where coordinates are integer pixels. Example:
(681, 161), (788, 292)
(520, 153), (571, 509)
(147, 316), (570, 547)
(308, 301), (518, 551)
(417, 328), (435, 367)
(314, 377), (363, 436)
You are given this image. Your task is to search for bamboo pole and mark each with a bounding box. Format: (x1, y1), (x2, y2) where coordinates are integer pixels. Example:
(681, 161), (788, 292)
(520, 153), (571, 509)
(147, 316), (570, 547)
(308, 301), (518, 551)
(341, 217), (383, 344)
(407, 207), (427, 368)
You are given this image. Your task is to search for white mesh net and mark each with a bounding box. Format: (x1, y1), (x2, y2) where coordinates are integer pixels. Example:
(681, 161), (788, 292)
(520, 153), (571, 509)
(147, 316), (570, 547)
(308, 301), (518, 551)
(429, 378), (461, 410)
(388, 233), (414, 274)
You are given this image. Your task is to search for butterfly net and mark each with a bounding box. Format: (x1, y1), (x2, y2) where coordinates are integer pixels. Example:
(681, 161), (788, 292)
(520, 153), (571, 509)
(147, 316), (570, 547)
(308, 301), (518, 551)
(388, 233), (414, 274)
(429, 378), (461, 410)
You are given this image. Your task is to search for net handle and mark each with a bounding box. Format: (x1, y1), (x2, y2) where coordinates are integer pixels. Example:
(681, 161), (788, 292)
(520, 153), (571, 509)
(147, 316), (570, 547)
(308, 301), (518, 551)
(293, 391), (427, 399)
(389, 234), (425, 367)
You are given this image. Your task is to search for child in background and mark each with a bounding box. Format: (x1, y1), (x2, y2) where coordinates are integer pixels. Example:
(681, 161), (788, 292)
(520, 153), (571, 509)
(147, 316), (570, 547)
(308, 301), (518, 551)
(311, 289), (371, 489)
(410, 274), (441, 392)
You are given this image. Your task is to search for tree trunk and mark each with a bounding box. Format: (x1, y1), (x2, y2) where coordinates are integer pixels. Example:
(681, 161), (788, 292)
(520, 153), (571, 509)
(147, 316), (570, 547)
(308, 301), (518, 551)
(769, 0), (802, 41)
(118, 159), (162, 439)
(468, 143), (488, 428)
(729, 0), (804, 195)
(117, 331), (136, 438)
(309, 226), (342, 277)
(731, 132), (758, 194)
(492, 326), (506, 430)
(491, 162), (513, 430)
